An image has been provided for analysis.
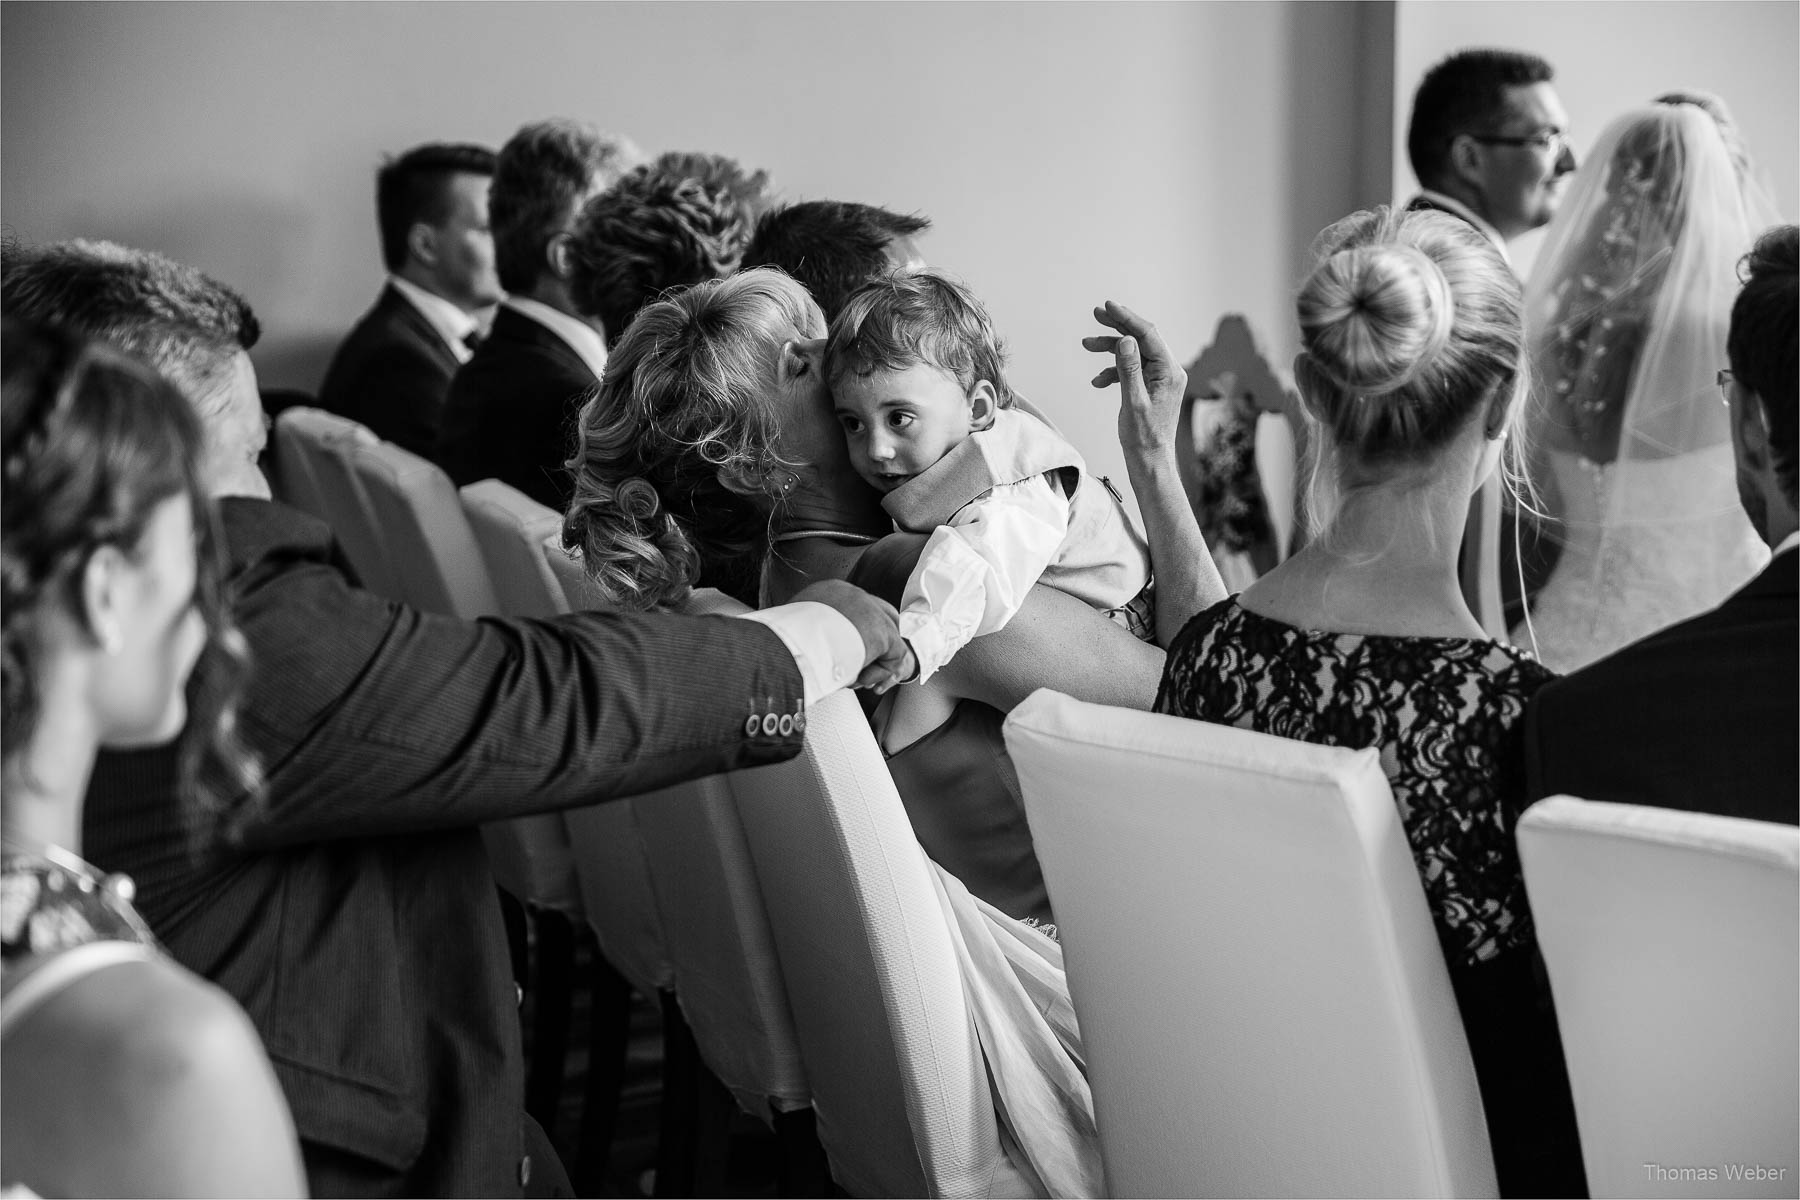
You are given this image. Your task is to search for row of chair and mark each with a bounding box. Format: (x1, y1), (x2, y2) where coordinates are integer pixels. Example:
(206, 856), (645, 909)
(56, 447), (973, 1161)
(270, 407), (1797, 1198)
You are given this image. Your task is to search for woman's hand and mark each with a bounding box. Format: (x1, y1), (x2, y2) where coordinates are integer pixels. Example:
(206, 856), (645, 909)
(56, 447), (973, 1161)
(1084, 301), (1188, 458)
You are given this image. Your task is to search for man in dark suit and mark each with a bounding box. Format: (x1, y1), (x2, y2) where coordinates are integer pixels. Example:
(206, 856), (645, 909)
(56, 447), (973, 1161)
(319, 142), (503, 457)
(438, 120), (642, 509)
(4, 240), (914, 1197)
(1526, 225), (1798, 824)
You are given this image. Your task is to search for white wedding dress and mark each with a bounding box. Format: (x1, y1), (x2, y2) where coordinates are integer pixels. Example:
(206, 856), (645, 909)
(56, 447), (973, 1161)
(1515, 446), (1768, 672)
(1514, 99), (1781, 673)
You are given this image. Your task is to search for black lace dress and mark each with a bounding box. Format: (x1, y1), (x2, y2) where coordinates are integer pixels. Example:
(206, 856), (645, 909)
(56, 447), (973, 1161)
(1155, 597), (1585, 1198)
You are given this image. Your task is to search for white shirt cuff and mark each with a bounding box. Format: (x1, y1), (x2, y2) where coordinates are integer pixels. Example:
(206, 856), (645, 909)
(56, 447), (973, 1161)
(737, 601), (866, 707)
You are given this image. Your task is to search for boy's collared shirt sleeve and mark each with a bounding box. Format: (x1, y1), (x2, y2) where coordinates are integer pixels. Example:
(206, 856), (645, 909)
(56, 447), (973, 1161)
(897, 473), (1070, 682)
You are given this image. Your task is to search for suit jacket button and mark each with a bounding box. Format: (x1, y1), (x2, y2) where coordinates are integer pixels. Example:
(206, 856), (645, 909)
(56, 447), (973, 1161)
(778, 714), (794, 736)
(744, 715), (760, 737)
(761, 713), (779, 736)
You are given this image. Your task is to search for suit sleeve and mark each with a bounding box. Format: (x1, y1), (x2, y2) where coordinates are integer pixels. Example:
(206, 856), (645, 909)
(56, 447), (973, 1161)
(227, 547), (806, 848)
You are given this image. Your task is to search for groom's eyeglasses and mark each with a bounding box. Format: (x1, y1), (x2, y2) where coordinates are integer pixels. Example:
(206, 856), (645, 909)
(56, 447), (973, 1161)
(1717, 368), (1736, 408)
(1467, 129), (1571, 159)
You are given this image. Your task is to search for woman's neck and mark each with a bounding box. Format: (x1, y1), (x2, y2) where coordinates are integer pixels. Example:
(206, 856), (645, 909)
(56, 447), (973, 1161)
(2, 687), (99, 858)
(1247, 470), (1483, 638)
(774, 472), (890, 540)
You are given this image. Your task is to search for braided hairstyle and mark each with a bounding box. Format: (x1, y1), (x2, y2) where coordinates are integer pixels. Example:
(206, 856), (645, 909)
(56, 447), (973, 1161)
(1728, 224), (1799, 505)
(2, 318), (259, 847)
(1296, 206), (1526, 471)
(563, 269), (823, 610)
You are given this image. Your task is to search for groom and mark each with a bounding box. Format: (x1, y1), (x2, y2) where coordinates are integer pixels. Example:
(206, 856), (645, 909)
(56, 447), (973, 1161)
(1524, 225), (1798, 824)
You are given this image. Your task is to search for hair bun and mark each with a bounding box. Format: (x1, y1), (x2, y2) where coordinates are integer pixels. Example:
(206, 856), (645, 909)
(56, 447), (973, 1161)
(1298, 242), (1456, 396)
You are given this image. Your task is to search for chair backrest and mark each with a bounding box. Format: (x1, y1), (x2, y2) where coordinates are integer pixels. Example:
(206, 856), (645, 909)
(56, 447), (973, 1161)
(269, 408), (329, 522)
(349, 439), (499, 618)
(460, 479), (567, 620)
(542, 533), (609, 612)
(1005, 689), (1498, 1199)
(276, 407), (402, 599)
(729, 689), (1030, 1198)
(626, 589), (810, 1120)
(449, 478), (587, 917)
(1518, 796), (1800, 1199)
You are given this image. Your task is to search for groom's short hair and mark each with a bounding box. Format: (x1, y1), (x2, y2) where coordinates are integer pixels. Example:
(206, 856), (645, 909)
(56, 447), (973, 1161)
(1728, 224), (1798, 505)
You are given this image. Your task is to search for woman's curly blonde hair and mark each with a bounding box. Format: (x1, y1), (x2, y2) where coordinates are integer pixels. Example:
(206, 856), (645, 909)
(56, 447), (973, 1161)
(563, 268), (824, 610)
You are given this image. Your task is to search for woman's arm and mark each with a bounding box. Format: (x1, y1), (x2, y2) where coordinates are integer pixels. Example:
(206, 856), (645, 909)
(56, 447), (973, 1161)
(1086, 302), (1228, 644)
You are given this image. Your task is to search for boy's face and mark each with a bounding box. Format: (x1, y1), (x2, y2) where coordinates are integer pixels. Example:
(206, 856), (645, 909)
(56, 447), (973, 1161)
(833, 362), (977, 493)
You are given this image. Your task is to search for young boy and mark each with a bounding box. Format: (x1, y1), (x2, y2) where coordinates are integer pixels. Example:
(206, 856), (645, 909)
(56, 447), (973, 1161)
(825, 269), (1154, 683)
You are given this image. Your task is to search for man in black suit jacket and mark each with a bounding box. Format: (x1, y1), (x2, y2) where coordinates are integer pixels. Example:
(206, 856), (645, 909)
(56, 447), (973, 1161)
(1526, 225), (1799, 825)
(440, 120), (642, 509)
(6, 240), (914, 1197)
(319, 142), (503, 457)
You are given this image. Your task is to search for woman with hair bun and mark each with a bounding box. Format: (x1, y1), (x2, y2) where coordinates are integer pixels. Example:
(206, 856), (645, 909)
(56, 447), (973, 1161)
(1, 319), (304, 1197)
(1091, 206), (1583, 1196)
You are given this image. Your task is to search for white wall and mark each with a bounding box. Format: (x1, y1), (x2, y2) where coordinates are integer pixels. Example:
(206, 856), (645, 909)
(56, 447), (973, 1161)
(1, 1), (1384, 496)
(1392, 0), (1799, 278)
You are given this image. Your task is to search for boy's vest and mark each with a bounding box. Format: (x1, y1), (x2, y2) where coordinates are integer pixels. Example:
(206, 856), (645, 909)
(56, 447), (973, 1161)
(882, 406), (1151, 611)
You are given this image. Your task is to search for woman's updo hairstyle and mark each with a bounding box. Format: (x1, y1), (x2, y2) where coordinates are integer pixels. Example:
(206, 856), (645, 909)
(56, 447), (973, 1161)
(2, 318), (259, 846)
(564, 268), (823, 611)
(1296, 206), (1525, 469)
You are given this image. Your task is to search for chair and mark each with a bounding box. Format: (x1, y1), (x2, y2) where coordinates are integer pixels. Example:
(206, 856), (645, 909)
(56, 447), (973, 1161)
(351, 441), (499, 617)
(1004, 688), (1497, 1198)
(728, 688), (1036, 1198)
(268, 406), (328, 522)
(630, 589), (824, 1193)
(274, 407), (401, 598)
(1518, 796), (1800, 1199)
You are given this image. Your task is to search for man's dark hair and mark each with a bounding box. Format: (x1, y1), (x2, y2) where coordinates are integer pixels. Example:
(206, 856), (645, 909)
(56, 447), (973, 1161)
(743, 200), (932, 322)
(1, 237), (259, 417)
(490, 121), (642, 294)
(375, 142), (496, 272)
(1729, 224), (1798, 505)
(565, 152), (770, 346)
(1407, 49), (1555, 187)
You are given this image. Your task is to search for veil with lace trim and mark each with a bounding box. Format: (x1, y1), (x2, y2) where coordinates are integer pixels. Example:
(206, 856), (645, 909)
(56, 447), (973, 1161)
(1517, 98), (1781, 670)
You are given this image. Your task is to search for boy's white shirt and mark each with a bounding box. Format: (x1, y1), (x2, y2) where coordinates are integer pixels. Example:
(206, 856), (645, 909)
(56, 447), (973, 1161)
(897, 472), (1071, 682)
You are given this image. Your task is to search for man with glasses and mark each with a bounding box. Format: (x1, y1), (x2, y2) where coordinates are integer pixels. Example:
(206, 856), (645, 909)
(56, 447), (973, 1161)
(1405, 48), (1577, 259)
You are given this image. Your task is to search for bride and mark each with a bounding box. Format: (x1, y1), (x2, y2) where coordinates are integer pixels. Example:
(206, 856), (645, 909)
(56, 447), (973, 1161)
(1516, 93), (1783, 671)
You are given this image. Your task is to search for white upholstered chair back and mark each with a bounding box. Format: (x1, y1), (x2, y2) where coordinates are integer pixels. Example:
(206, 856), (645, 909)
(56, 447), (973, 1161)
(1004, 689), (1498, 1199)
(460, 478), (568, 620)
(452, 478), (588, 918)
(348, 440), (499, 619)
(625, 588), (811, 1120)
(543, 533), (609, 612)
(269, 407), (330, 523)
(275, 407), (401, 599)
(1518, 796), (1800, 1199)
(728, 688), (1033, 1198)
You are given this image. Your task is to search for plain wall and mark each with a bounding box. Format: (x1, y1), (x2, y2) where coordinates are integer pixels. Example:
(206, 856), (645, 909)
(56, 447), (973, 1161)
(1392, 0), (1799, 278)
(1, 0), (1390, 494)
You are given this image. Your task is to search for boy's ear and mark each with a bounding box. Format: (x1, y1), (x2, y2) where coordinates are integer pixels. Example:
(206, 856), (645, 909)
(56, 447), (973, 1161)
(967, 380), (999, 430)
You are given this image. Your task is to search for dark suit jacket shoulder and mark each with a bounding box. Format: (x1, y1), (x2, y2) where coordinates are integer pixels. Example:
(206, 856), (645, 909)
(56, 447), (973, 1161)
(439, 306), (599, 510)
(84, 497), (805, 1196)
(317, 284), (459, 458)
(1525, 548), (1798, 824)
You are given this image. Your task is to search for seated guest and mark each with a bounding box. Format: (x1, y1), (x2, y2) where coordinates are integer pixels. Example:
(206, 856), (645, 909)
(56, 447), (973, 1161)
(1525, 225), (1798, 823)
(743, 199), (929, 320)
(2, 319), (305, 1198)
(318, 141), (502, 455)
(565, 150), (768, 352)
(438, 120), (644, 508)
(3, 239), (911, 1198)
(565, 269), (1209, 926)
(824, 269), (1155, 682)
(1096, 207), (1583, 1196)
